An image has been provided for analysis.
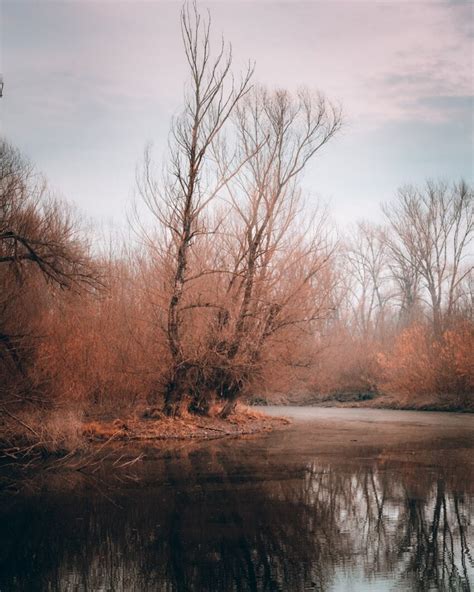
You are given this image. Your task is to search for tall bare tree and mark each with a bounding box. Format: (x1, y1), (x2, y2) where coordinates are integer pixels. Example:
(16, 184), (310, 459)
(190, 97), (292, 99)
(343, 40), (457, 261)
(201, 87), (342, 415)
(138, 11), (342, 416)
(229, 89), (341, 347)
(137, 2), (253, 414)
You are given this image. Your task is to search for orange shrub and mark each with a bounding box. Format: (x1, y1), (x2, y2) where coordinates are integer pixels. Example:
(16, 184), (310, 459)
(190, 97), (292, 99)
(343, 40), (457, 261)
(436, 321), (474, 405)
(379, 321), (474, 408)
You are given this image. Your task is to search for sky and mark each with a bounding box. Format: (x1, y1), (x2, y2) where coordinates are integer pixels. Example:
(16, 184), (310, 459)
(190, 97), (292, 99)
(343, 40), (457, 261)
(0, 0), (473, 231)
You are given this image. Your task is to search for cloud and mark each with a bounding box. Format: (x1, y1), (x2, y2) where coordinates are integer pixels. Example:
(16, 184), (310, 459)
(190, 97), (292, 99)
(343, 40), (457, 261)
(412, 94), (474, 123)
(1, 0), (472, 228)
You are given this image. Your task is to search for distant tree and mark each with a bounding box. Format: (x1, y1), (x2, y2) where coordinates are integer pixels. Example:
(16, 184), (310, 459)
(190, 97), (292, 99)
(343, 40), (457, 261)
(344, 221), (391, 339)
(382, 180), (473, 336)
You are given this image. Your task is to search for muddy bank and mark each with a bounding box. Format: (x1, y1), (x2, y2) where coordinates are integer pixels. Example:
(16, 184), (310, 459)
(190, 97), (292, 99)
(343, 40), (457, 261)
(320, 396), (472, 413)
(83, 406), (290, 443)
(263, 392), (474, 413)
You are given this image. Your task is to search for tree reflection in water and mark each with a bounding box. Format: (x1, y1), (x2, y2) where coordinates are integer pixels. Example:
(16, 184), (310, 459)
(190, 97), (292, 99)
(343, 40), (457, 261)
(0, 432), (472, 591)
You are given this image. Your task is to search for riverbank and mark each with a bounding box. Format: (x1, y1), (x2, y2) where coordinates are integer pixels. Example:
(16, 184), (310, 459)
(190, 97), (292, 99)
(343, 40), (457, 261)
(0, 405), (290, 463)
(311, 394), (473, 413)
(83, 406), (290, 442)
(258, 392), (473, 413)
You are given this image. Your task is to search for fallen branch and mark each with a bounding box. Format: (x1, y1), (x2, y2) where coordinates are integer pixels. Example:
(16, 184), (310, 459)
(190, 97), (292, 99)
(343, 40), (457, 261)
(195, 424), (229, 433)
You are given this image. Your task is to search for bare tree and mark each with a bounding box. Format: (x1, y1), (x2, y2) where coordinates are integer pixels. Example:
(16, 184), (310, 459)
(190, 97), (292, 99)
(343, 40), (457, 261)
(206, 87), (342, 415)
(137, 2), (253, 415)
(344, 221), (392, 339)
(0, 140), (102, 290)
(229, 89), (341, 345)
(382, 180), (473, 336)
(138, 20), (342, 417)
(382, 225), (421, 327)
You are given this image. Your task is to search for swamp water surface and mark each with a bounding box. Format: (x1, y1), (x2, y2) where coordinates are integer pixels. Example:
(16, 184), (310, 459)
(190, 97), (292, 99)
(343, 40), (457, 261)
(0, 407), (473, 591)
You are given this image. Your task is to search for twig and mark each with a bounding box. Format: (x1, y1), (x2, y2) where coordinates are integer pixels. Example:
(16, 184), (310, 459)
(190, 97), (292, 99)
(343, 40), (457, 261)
(1, 406), (40, 438)
(195, 424), (229, 433)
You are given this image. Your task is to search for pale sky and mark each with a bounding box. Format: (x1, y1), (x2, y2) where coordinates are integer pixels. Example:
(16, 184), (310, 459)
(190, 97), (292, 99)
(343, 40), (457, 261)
(1, 0), (473, 230)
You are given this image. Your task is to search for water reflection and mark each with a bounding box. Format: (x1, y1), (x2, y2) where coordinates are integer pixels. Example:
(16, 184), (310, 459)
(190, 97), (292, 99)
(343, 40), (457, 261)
(1, 423), (472, 591)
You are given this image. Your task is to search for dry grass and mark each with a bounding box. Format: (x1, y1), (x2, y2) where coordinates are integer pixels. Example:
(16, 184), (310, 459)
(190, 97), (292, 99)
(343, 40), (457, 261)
(82, 404), (290, 443)
(0, 407), (88, 461)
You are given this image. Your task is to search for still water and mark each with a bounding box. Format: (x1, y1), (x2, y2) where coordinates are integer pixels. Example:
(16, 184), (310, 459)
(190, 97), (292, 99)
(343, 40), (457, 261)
(1, 407), (473, 591)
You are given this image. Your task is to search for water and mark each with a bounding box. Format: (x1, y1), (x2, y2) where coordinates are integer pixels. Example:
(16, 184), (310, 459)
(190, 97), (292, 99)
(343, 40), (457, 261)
(1, 407), (473, 591)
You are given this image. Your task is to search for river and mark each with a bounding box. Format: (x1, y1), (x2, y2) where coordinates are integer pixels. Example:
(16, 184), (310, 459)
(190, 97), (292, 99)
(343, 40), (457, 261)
(1, 407), (473, 591)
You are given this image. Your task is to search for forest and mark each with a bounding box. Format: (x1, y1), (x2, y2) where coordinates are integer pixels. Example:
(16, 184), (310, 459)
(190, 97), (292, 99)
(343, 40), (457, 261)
(1, 4), (472, 455)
